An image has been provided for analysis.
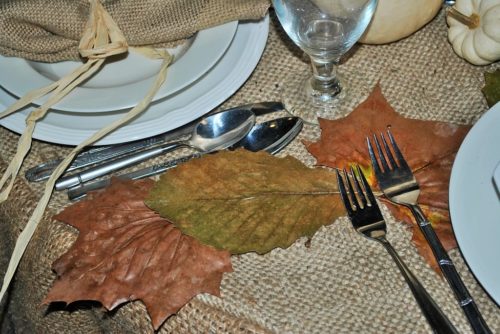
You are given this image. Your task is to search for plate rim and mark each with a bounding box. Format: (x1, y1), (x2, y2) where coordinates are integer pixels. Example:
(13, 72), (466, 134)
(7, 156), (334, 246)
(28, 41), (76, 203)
(449, 101), (500, 305)
(0, 15), (270, 146)
(0, 21), (238, 113)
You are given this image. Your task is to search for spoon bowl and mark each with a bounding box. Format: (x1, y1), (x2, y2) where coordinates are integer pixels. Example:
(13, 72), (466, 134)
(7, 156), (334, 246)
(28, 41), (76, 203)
(232, 116), (303, 153)
(189, 108), (256, 152)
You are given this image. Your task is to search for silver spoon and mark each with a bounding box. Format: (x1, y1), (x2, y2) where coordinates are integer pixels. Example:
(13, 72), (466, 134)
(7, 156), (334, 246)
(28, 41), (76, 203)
(55, 108), (256, 190)
(67, 117), (303, 200)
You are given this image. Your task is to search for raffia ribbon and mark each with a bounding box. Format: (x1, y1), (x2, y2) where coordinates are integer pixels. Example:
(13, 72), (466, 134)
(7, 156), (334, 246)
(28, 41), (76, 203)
(0, 0), (172, 301)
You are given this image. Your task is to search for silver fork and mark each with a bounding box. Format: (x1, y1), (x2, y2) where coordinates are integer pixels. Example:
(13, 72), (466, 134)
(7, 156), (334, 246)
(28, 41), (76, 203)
(367, 130), (491, 334)
(336, 166), (458, 334)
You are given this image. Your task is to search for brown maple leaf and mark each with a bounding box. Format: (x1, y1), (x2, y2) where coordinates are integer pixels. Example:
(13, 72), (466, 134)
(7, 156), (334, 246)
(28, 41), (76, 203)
(305, 84), (470, 271)
(43, 178), (233, 330)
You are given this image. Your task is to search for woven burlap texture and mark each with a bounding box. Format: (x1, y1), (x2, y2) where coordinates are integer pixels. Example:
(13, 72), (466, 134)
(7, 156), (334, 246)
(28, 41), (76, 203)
(0, 0), (269, 62)
(1, 9), (500, 334)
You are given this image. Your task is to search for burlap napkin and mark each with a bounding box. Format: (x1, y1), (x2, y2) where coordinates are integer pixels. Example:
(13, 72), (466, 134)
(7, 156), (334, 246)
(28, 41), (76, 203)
(0, 0), (270, 62)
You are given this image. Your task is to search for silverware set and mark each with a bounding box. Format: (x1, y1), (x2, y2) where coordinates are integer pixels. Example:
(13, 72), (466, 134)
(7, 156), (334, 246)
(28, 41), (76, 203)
(338, 129), (491, 334)
(25, 101), (303, 200)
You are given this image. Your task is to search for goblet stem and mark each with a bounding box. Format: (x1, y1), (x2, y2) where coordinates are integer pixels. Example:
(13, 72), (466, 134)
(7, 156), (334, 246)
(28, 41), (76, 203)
(309, 56), (341, 98)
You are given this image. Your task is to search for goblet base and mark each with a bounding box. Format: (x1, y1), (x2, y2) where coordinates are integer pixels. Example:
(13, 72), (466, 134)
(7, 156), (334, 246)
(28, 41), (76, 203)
(281, 68), (352, 125)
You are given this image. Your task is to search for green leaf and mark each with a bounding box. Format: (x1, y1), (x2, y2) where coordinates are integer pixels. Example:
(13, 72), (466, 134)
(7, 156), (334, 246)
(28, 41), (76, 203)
(483, 69), (500, 107)
(145, 150), (343, 254)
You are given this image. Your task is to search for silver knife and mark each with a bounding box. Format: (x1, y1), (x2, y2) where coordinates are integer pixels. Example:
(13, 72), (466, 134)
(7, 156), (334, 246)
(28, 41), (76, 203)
(25, 101), (285, 182)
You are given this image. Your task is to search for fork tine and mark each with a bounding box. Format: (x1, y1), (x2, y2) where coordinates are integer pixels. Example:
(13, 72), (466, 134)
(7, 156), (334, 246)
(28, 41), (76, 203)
(381, 132), (397, 170)
(387, 129), (411, 171)
(367, 137), (382, 176)
(336, 168), (354, 216)
(345, 167), (361, 211)
(373, 134), (391, 173)
(356, 164), (378, 206)
(350, 166), (367, 209)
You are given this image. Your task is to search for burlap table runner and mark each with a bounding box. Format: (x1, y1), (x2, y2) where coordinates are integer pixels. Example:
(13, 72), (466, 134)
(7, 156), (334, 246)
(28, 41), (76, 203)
(0, 0), (269, 62)
(1, 8), (499, 333)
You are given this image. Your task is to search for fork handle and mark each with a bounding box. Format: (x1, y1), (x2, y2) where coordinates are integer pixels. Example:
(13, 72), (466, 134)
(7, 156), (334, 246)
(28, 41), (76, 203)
(409, 205), (492, 334)
(379, 237), (458, 334)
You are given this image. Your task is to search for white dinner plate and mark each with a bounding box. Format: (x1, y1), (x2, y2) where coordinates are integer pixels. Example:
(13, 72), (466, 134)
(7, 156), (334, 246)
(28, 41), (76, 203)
(0, 16), (269, 145)
(0, 21), (237, 113)
(449, 102), (500, 305)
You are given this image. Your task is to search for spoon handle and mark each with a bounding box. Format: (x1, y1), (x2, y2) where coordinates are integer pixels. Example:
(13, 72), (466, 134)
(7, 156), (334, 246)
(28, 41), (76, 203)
(54, 141), (184, 190)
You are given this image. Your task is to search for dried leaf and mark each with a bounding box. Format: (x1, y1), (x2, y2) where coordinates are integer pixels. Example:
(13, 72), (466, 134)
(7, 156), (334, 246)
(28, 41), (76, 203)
(305, 84), (470, 270)
(44, 178), (232, 330)
(482, 69), (500, 107)
(146, 150), (343, 254)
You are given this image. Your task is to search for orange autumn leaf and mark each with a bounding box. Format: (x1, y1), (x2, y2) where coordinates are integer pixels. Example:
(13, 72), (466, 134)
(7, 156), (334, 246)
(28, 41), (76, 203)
(305, 84), (470, 271)
(43, 178), (232, 330)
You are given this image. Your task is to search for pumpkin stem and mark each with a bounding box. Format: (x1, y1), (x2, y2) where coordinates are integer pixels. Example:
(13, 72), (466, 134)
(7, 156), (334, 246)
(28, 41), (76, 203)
(447, 7), (480, 29)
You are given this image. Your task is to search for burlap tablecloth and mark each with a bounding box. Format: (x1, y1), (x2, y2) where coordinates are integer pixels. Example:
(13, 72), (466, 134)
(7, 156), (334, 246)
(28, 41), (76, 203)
(1, 8), (499, 333)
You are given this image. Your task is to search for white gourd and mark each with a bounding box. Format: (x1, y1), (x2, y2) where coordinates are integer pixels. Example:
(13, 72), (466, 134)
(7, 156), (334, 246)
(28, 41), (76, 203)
(447, 0), (500, 65)
(359, 0), (442, 44)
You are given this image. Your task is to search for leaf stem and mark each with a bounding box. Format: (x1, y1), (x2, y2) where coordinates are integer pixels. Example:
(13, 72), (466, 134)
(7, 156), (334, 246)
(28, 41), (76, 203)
(447, 7), (480, 29)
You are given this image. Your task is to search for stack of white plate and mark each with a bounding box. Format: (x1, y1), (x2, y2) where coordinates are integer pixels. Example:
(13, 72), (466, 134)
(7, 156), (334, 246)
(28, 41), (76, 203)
(450, 102), (500, 305)
(0, 16), (269, 145)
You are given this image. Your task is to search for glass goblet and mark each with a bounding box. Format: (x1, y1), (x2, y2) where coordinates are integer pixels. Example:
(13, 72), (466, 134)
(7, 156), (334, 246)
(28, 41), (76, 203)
(272, 0), (378, 124)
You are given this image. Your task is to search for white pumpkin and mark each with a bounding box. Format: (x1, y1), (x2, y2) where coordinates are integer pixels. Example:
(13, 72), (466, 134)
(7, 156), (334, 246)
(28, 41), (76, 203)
(359, 0), (442, 44)
(447, 0), (500, 65)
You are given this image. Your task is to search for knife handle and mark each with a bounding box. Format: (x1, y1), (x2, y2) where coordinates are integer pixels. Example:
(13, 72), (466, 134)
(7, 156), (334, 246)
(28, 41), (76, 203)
(24, 125), (192, 182)
(55, 142), (184, 190)
(67, 154), (200, 200)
